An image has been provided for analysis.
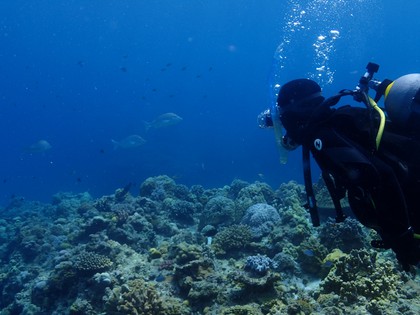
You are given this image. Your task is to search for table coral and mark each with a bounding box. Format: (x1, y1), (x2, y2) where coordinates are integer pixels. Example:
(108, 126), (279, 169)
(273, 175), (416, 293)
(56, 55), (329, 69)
(73, 252), (113, 275)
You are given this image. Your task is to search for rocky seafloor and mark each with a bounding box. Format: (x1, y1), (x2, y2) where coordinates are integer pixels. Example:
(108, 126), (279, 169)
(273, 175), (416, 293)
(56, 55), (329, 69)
(0, 175), (418, 315)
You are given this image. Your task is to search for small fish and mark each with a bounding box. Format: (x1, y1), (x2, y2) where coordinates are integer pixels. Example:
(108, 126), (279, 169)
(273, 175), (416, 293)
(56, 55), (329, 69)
(323, 261), (333, 268)
(144, 113), (183, 131)
(155, 274), (165, 282)
(26, 140), (52, 153)
(111, 135), (146, 149)
(303, 249), (315, 257)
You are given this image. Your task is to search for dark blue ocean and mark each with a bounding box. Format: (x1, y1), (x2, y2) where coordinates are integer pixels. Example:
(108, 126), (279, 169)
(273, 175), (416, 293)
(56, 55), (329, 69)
(1, 0), (419, 205)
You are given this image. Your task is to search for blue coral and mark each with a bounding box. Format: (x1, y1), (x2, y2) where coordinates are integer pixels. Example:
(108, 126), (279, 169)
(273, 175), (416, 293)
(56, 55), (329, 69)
(244, 254), (277, 275)
(240, 203), (280, 238)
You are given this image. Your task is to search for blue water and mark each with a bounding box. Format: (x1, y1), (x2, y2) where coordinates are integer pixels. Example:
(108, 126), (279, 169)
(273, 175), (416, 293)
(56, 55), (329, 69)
(1, 0), (419, 205)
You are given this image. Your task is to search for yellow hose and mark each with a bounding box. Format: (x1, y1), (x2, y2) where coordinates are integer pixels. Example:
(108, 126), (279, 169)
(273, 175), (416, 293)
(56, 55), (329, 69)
(367, 96), (386, 150)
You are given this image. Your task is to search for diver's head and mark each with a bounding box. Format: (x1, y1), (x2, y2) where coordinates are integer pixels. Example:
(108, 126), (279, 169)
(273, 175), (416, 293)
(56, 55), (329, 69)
(277, 79), (326, 144)
(277, 79), (323, 109)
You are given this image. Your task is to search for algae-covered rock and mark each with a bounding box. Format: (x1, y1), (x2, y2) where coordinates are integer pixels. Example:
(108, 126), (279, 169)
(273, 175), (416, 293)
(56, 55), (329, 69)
(229, 269), (281, 300)
(169, 242), (203, 265)
(173, 257), (218, 308)
(69, 298), (95, 315)
(220, 304), (264, 315)
(105, 278), (189, 315)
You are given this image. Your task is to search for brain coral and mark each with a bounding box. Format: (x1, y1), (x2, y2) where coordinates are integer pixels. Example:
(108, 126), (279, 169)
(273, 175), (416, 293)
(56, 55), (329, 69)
(240, 203), (280, 238)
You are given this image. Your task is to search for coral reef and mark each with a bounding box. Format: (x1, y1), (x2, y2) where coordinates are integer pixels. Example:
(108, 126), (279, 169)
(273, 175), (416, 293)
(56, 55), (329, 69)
(0, 176), (418, 315)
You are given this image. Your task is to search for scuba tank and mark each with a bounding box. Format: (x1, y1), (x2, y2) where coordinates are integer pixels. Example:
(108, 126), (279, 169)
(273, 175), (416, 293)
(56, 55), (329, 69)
(382, 73), (420, 133)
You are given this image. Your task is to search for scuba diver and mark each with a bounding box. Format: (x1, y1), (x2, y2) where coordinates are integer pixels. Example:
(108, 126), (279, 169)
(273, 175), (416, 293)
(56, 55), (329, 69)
(258, 63), (420, 270)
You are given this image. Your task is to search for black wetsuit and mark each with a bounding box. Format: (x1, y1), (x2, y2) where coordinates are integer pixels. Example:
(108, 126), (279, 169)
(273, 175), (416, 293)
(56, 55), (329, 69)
(300, 105), (420, 266)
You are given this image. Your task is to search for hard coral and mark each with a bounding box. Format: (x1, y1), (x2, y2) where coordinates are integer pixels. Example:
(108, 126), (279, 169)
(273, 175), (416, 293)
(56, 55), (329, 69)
(212, 225), (252, 256)
(140, 175), (177, 201)
(73, 252), (112, 275)
(319, 217), (369, 252)
(235, 182), (278, 219)
(320, 248), (404, 304)
(244, 254), (278, 275)
(162, 198), (197, 225)
(241, 203), (280, 238)
(220, 304), (264, 315)
(105, 278), (189, 315)
(277, 181), (306, 208)
(199, 196), (236, 229)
